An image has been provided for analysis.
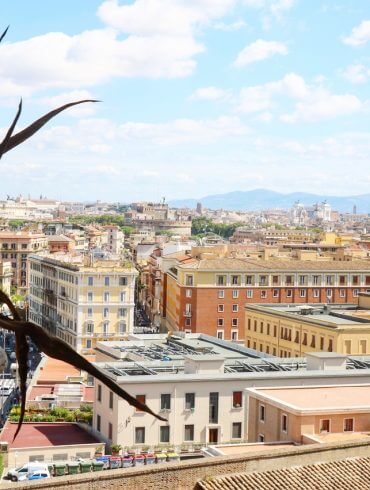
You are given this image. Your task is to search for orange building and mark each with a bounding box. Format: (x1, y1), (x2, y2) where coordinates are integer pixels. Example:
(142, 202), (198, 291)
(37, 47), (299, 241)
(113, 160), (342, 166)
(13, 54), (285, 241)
(247, 381), (370, 445)
(161, 251), (370, 341)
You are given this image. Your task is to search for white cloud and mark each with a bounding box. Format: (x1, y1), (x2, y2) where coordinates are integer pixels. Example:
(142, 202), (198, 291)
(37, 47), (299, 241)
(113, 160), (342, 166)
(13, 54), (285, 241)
(236, 72), (362, 122)
(213, 20), (247, 31)
(343, 20), (370, 46)
(97, 0), (236, 37)
(237, 73), (308, 113)
(243, 0), (295, 15)
(281, 91), (362, 123)
(234, 39), (288, 67)
(341, 64), (370, 84)
(189, 86), (231, 100)
(0, 0), (239, 97)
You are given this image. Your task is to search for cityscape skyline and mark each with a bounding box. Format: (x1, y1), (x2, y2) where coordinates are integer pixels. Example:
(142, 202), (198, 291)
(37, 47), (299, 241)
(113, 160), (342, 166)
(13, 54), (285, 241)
(1, 1), (370, 200)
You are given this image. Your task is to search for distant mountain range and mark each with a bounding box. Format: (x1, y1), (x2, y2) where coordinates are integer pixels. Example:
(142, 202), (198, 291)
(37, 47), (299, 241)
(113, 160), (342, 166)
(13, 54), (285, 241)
(169, 189), (370, 214)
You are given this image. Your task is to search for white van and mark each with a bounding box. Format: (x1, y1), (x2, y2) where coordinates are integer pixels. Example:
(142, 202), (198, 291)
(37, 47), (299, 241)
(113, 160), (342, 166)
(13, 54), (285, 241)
(7, 462), (49, 482)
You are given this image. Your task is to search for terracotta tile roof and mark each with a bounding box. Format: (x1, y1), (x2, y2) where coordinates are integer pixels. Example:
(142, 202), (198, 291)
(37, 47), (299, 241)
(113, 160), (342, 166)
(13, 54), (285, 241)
(28, 385), (54, 400)
(177, 258), (370, 272)
(198, 457), (370, 490)
(0, 422), (100, 449)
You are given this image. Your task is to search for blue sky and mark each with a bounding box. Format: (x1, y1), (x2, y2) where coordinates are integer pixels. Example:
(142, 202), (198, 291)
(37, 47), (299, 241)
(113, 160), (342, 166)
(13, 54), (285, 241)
(1, 0), (370, 202)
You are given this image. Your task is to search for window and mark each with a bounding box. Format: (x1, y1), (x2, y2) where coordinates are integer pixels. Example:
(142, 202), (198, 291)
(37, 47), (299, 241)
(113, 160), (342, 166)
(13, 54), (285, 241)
(185, 275), (194, 286)
(97, 384), (102, 402)
(97, 414), (101, 432)
(87, 292), (93, 302)
(247, 319), (251, 330)
(312, 275), (320, 285)
(246, 275), (253, 285)
(232, 391), (242, 408)
(302, 332), (308, 346)
(353, 275), (359, 285)
(217, 330), (224, 340)
(88, 276), (93, 286)
(109, 391), (113, 410)
(311, 335), (316, 348)
(217, 318), (224, 327)
(119, 322), (126, 334)
(87, 322), (94, 334)
(184, 424), (194, 441)
(272, 275), (279, 285)
(218, 304), (224, 312)
(344, 418), (354, 432)
(209, 392), (219, 423)
(259, 275), (267, 286)
(216, 275), (226, 286)
(119, 308), (127, 317)
(135, 427), (145, 444)
(327, 289), (332, 298)
(286, 289), (292, 298)
(299, 275), (306, 285)
(104, 291), (110, 302)
(218, 290), (224, 298)
(299, 289), (306, 298)
(339, 289), (345, 298)
(320, 419), (330, 433)
(103, 307), (109, 318)
(103, 322), (109, 335)
(328, 339), (333, 352)
(135, 394), (146, 412)
(120, 291), (126, 302)
(87, 307), (93, 318)
(326, 275), (334, 285)
(161, 393), (171, 410)
(186, 289), (192, 298)
(232, 304), (238, 312)
(313, 289), (320, 298)
(258, 434), (264, 442)
(232, 422), (242, 439)
(320, 337), (324, 350)
(282, 414), (288, 432)
(353, 289), (359, 297)
(231, 330), (238, 341)
(119, 276), (127, 286)
(260, 290), (267, 299)
(160, 426), (170, 443)
(285, 275), (293, 285)
(232, 290), (239, 299)
(185, 393), (195, 410)
(246, 290), (253, 298)
(104, 276), (110, 286)
(259, 404), (265, 422)
(232, 318), (238, 327)
(273, 289), (279, 298)
(108, 423), (113, 440)
(231, 275), (240, 285)
(86, 339), (92, 349)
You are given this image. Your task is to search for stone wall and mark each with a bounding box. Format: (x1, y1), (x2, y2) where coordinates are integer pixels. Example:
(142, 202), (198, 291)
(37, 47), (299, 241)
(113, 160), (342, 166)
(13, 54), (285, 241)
(9, 439), (370, 490)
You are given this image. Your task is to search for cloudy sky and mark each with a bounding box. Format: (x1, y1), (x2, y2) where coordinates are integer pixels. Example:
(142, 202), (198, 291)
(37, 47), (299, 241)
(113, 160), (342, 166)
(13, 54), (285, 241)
(1, 0), (370, 202)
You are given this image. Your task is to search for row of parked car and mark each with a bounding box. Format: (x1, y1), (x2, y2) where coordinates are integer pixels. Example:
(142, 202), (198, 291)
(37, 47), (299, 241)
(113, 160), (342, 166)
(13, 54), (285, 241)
(5, 453), (181, 482)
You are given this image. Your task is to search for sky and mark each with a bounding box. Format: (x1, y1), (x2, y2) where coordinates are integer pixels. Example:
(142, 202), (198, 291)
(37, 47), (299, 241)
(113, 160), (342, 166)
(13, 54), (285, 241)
(1, 0), (370, 202)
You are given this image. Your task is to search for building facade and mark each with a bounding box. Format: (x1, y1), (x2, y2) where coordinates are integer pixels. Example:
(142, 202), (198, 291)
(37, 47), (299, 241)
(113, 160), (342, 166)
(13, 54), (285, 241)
(28, 253), (137, 353)
(0, 261), (12, 296)
(162, 254), (370, 341)
(245, 298), (370, 357)
(91, 335), (370, 450)
(0, 232), (48, 294)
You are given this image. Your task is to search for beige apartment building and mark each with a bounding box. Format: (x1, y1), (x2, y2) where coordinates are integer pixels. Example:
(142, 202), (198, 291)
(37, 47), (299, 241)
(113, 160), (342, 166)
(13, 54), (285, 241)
(247, 382), (370, 445)
(0, 232), (47, 294)
(0, 261), (12, 295)
(91, 335), (370, 450)
(28, 252), (137, 353)
(245, 295), (370, 357)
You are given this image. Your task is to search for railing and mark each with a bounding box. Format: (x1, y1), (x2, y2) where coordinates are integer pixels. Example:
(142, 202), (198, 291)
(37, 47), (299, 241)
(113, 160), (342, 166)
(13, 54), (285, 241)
(183, 311), (192, 317)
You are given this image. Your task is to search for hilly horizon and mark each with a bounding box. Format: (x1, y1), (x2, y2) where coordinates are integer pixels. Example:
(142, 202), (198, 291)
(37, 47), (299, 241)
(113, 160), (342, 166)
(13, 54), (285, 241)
(169, 189), (370, 214)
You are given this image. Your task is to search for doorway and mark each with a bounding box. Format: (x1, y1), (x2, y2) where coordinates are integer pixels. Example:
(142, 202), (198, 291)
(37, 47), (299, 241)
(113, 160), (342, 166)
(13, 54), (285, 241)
(208, 428), (219, 444)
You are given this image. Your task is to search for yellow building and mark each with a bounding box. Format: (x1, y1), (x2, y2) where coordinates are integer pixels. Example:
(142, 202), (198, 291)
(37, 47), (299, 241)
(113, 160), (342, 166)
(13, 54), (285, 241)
(29, 252), (138, 353)
(245, 295), (370, 357)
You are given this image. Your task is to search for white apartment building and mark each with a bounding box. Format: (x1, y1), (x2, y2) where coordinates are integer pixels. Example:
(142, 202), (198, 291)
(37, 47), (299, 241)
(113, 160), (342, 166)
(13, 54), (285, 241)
(28, 252), (138, 353)
(105, 226), (124, 255)
(92, 334), (370, 450)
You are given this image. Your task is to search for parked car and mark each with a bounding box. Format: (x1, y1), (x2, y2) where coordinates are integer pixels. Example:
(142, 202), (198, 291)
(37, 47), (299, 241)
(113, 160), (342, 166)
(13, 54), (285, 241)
(7, 463), (49, 482)
(19, 470), (51, 481)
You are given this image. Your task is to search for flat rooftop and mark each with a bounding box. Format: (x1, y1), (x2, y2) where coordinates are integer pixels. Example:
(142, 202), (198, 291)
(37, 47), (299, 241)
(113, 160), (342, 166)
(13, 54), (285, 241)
(0, 422), (100, 449)
(249, 385), (370, 413)
(246, 303), (370, 328)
